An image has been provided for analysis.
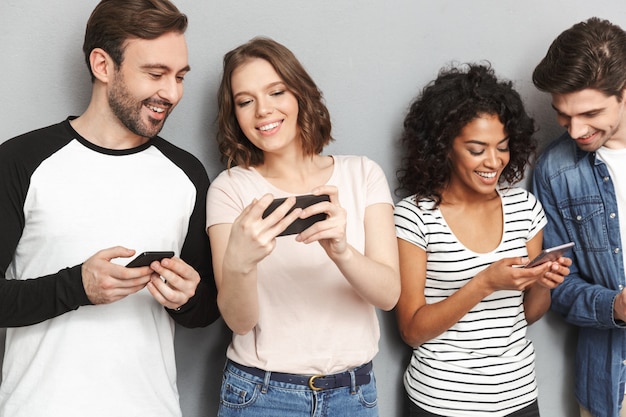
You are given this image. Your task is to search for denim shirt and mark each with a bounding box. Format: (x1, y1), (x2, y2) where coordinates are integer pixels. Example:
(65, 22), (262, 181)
(532, 133), (626, 417)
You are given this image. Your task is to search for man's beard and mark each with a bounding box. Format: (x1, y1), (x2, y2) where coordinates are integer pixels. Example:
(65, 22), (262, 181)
(108, 73), (170, 139)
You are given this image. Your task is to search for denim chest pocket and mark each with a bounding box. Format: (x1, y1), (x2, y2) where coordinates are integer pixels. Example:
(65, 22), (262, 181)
(559, 196), (608, 251)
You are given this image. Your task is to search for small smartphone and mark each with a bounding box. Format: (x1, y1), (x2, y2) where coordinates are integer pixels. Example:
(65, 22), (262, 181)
(524, 242), (574, 268)
(262, 194), (330, 237)
(126, 251), (175, 268)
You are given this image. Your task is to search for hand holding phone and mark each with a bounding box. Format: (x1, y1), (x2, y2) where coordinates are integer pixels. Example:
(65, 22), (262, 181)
(524, 242), (574, 268)
(262, 194), (330, 236)
(126, 251), (174, 268)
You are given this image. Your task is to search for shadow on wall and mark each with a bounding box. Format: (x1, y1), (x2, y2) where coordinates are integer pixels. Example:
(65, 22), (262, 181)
(528, 309), (579, 416)
(377, 308), (413, 416)
(176, 318), (232, 417)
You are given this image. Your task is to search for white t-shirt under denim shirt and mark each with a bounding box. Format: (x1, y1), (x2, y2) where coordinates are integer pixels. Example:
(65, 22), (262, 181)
(595, 146), (626, 281)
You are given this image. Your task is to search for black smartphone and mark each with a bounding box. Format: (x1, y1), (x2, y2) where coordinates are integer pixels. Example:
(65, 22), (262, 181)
(524, 242), (574, 268)
(262, 194), (330, 237)
(126, 251), (175, 268)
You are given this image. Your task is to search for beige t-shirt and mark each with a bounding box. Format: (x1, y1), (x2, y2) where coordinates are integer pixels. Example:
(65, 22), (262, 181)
(207, 155), (393, 374)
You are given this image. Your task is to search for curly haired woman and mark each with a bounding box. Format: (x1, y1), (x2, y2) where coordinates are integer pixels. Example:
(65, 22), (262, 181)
(394, 64), (571, 417)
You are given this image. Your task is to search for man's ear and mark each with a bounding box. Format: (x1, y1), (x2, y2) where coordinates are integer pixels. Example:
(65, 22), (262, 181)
(89, 48), (115, 83)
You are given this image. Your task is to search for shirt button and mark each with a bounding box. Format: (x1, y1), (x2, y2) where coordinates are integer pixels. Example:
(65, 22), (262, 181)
(615, 248), (621, 254)
(620, 285), (625, 291)
(604, 176), (610, 182)
(623, 360), (626, 366)
(576, 215), (582, 221)
(610, 213), (617, 219)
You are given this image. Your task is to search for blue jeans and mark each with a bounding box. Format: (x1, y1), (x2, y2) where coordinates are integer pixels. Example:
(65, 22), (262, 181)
(217, 360), (379, 417)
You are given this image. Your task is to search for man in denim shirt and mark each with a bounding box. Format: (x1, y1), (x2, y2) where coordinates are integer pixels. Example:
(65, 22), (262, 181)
(532, 17), (626, 417)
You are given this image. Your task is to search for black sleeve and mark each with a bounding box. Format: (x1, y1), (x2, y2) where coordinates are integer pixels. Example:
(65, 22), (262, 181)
(0, 123), (93, 328)
(159, 141), (219, 328)
(0, 266), (91, 327)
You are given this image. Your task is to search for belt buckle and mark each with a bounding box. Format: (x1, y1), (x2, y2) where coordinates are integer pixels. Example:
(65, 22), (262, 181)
(308, 374), (324, 391)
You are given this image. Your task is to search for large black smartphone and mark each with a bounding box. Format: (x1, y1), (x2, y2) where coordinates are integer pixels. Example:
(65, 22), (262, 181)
(262, 194), (330, 237)
(126, 251), (175, 268)
(524, 242), (574, 268)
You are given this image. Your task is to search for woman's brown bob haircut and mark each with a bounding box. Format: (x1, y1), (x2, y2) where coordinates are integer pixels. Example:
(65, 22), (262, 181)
(217, 37), (333, 169)
(83, 0), (188, 82)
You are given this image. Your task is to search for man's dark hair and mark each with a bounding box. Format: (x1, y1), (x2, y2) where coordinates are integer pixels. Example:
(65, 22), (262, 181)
(533, 17), (626, 99)
(82, 0), (187, 82)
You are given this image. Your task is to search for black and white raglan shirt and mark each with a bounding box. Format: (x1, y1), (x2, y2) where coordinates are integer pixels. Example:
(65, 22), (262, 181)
(0, 118), (218, 417)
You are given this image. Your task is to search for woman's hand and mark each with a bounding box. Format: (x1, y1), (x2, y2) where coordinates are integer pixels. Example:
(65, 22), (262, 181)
(476, 257), (553, 293)
(226, 194), (303, 271)
(296, 185), (400, 310)
(295, 185), (348, 260)
(208, 193), (302, 335)
(533, 256), (571, 289)
(518, 256), (571, 325)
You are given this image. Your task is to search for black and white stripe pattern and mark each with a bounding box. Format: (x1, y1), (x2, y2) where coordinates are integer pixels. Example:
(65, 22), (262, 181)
(394, 187), (546, 416)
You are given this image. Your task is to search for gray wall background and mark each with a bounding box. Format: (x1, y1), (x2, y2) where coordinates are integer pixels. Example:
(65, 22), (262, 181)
(2, 1), (625, 416)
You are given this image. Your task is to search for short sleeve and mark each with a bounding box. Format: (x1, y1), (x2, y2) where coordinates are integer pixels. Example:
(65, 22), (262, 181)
(394, 196), (429, 251)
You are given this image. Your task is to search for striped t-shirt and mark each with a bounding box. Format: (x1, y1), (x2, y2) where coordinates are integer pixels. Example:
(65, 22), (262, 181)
(394, 187), (546, 417)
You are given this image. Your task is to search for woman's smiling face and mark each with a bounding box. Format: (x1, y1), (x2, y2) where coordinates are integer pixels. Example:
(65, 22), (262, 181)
(447, 113), (510, 197)
(231, 58), (300, 156)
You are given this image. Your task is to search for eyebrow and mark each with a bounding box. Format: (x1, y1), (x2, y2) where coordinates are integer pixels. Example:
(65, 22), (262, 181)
(551, 104), (601, 116)
(140, 63), (191, 73)
(233, 81), (286, 99)
(466, 137), (510, 145)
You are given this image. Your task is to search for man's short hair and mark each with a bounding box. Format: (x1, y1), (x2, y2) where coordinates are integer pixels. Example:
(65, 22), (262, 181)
(533, 17), (626, 99)
(82, 0), (187, 82)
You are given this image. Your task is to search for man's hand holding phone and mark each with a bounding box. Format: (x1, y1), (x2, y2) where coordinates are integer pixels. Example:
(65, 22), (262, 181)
(124, 250), (200, 310)
(145, 256), (200, 311)
(82, 247), (156, 305)
(125, 250), (198, 310)
(81, 247), (198, 310)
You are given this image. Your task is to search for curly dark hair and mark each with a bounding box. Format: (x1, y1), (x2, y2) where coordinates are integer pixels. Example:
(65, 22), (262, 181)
(533, 17), (626, 99)
(217, 37), (333, 169)
(396, 63), (537, 206)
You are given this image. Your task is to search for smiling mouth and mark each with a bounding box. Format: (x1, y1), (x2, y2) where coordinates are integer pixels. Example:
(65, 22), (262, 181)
(576, 131), (597, 141)
(476, 171), (497, 179)
(146, 104), (166, 113)
(144, 99), (172, 115)
(146, 104), (165, 113)
(258, 121), (281, 131)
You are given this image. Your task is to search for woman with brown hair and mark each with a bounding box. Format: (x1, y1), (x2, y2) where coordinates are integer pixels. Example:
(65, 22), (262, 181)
(206, 37), (400, 417)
